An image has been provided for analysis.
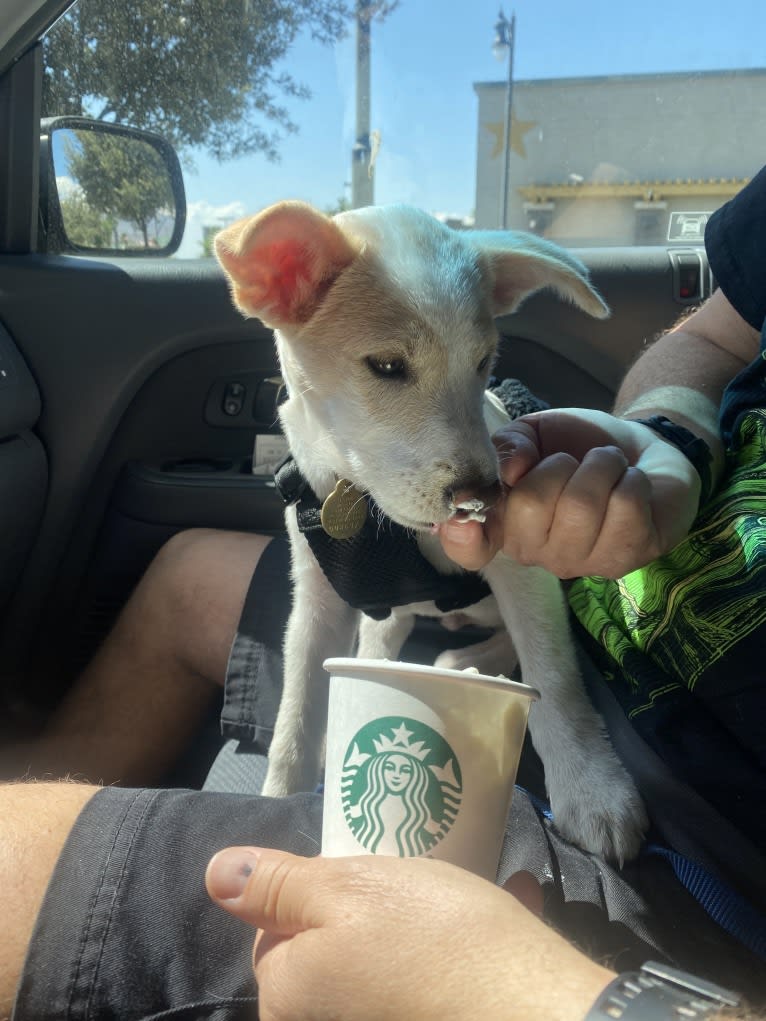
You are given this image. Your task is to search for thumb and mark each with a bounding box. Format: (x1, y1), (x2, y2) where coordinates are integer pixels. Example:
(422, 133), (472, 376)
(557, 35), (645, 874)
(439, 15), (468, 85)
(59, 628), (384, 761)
(206, 846), (327, 936)
(436, 517), (494, 571)
(492, 418), (544, 487)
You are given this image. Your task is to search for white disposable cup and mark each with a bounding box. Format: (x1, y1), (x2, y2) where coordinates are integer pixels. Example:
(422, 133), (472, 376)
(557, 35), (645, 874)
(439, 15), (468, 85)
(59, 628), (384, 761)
(321, 657), (540, 881)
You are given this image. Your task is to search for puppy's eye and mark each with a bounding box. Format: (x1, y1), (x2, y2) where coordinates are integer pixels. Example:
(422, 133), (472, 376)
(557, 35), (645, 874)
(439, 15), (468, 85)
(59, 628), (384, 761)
(367, 356), (406, 379)
(477, 355), (490, 373)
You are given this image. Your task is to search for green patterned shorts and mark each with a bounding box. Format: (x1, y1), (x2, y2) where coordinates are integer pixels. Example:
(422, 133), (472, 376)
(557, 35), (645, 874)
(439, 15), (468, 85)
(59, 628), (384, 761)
(569, 409), (766, 747)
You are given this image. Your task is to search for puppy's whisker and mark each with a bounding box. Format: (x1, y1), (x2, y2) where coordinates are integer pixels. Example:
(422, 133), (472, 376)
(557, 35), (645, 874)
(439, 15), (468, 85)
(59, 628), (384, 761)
(375, 505), (393, 538)
(306, 434), (331, 455)
(347, 492), (368, 518)
(295, 829), (321, 850)
(371, 505), (386, 539)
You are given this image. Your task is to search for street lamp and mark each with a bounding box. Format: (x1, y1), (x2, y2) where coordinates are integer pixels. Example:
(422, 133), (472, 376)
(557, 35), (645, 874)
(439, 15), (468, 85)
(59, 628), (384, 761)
(351, 0), (374, 208)
(493, 9), (516, 229)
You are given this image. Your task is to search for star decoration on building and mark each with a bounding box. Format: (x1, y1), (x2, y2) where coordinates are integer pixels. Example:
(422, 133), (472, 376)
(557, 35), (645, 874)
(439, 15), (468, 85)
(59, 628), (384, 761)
(485, 114), (538, 159)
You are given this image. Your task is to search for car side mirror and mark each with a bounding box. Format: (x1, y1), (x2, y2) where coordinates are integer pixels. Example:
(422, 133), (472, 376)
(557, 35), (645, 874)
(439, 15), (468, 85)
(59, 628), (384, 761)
(40, 116), (186, 256)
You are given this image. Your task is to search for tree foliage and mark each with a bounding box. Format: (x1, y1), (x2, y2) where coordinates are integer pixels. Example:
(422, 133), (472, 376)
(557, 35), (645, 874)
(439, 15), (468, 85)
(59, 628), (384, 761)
(42, 0), (355, 162)
(63, 130), (175, 246)
(59, 193), (116, 247)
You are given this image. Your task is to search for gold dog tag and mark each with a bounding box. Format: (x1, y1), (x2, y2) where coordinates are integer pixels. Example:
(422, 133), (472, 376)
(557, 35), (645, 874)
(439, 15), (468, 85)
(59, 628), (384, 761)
(321, 479), (367, 539)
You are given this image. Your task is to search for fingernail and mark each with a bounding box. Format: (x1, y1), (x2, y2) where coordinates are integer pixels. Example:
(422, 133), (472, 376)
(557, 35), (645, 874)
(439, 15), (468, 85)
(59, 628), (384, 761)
(605, 445), (628, 461)
(439, 521), (474, 545)
(207, 848), (261, 901)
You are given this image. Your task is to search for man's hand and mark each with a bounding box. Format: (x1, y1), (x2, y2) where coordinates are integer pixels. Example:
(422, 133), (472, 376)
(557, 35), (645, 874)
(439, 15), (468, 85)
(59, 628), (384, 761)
(436, 408), (703, 579)
(206, 848), (613, 1021)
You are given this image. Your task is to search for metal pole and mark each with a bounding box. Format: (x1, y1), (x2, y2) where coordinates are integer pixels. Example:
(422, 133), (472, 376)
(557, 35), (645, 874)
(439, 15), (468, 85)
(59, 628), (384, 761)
(352, 0), (374, 208)
(499, 13), (515, 230)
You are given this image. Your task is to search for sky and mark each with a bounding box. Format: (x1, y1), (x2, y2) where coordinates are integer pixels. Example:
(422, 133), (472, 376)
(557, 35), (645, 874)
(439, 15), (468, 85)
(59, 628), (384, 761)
(175, 0), (766, 257)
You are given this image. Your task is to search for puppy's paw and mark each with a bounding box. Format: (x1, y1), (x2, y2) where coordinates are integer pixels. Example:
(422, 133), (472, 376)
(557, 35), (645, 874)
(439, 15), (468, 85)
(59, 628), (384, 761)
(260, 770), (291, 799)
(434, 631), (517, 677)
(435, 646), (482, 671)
(549, 757), (648, 865)
(261, 743), (321, 798)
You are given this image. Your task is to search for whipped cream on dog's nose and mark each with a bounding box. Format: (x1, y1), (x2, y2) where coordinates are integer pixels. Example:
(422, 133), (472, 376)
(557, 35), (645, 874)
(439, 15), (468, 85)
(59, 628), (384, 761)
(449, 497), (488, 524)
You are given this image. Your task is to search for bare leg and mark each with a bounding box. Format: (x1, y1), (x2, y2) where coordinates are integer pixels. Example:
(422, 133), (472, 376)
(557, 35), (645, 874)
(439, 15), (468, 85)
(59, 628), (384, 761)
(0, 781), (99, 1018)
(2, 529), (272, 787)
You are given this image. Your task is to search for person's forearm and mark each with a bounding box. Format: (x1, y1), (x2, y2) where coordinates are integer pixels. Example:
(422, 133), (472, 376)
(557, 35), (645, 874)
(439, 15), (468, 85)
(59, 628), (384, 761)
(613, 289), (760, 484)
(615, 330), (731, 442)
(614, 330), (734, 483)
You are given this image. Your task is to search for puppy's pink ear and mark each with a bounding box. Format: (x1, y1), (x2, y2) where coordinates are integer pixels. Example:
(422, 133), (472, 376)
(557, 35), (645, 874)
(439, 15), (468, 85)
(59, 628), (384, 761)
(474, 233), (609, 319)
(214, 201), (357, 328)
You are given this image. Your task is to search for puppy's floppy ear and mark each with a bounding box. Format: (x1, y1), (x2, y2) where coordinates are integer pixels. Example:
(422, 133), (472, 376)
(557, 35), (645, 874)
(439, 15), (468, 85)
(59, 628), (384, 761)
(214, 201), (358, 328)
(472, 231), (610, 319)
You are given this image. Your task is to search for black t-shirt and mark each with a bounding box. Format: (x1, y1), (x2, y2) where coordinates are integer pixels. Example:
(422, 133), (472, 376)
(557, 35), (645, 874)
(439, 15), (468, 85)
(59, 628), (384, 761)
(706, 163), (766, 332)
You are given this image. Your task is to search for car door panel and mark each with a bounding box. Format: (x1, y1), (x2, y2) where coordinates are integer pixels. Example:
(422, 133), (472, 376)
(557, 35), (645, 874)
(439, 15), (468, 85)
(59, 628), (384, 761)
(47, 342), (288, 684)
(0, 323), (47, 617)
(0, 256), (280, 693)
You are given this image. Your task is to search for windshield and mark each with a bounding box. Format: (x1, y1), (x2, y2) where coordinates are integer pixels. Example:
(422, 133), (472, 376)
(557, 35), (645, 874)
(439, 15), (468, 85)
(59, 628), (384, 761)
(41, 0), (766, 255)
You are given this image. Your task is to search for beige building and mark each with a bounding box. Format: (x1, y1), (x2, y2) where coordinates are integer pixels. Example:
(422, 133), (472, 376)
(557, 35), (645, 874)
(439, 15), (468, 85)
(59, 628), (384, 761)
(474, 69), (766, 244)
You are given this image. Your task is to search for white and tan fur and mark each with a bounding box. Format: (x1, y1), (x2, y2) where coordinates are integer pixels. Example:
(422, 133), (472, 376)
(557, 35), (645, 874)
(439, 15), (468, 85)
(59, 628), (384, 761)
(215, 202), (647, 862)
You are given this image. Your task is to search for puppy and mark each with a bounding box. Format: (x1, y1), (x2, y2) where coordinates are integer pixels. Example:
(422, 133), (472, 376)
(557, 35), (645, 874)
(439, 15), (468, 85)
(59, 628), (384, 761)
(215, 202), (647, 863)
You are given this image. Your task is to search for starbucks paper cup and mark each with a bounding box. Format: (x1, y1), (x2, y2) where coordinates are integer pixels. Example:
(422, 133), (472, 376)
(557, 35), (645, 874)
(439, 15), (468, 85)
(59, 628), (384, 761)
(321, 657), (539, 881)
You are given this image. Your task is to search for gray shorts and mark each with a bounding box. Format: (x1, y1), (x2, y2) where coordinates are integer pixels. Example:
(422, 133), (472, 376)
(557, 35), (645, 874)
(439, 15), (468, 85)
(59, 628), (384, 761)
(12, 538), (766, 1019)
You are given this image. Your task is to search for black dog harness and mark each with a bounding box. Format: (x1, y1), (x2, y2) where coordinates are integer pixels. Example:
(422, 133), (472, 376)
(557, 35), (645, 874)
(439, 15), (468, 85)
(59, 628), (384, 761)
(274, 378), (547, 621)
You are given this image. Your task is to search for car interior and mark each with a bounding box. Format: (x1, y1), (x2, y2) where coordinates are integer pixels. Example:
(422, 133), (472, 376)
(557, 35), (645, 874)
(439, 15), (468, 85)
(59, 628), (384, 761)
(0, 0), (731, 788)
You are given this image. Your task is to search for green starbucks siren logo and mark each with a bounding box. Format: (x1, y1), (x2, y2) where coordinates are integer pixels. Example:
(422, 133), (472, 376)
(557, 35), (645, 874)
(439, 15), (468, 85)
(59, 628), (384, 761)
(341, 717), (463, 856)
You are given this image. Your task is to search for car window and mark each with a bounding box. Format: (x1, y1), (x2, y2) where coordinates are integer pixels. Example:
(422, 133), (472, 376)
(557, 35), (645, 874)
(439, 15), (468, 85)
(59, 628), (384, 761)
(41, 0), (766, 255)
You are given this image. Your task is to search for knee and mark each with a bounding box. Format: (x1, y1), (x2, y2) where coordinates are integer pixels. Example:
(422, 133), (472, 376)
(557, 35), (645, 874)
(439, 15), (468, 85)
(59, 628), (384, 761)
(140, 528), (242, 610)
(138, 528), (222, 614)
(150, 527), (224, 578)
(132, 528), (273, 648)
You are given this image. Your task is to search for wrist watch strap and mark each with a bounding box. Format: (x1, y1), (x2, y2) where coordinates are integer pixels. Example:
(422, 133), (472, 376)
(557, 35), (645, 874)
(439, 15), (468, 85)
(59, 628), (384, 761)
(584, 961), (740, 1020)
(631, 415), (714, 508)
